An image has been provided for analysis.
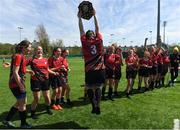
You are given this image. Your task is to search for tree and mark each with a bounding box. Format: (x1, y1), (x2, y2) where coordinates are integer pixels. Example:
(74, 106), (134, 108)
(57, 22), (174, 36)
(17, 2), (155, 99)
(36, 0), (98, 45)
(51, 39), (64, 48)
(35, 24), (50, 54)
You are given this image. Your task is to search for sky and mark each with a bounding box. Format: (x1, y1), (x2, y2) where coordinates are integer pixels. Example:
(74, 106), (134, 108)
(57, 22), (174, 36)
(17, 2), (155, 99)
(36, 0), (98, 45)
(0, 0), (180, 47)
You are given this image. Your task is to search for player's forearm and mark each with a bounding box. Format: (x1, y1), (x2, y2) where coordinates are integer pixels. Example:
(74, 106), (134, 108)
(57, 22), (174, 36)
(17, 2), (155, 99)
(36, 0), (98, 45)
(94, 15), (99, 33)
(78, 17), (85, 36)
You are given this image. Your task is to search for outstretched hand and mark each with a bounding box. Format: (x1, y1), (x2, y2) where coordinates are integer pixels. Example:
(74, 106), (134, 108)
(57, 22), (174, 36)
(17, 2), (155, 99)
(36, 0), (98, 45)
(77, 10), (82, 18)
(92, 9), (96, 16)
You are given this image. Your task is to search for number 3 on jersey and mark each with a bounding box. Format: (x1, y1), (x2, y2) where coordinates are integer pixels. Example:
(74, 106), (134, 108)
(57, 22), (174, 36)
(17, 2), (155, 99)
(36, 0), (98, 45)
(90, 45), (97, 55)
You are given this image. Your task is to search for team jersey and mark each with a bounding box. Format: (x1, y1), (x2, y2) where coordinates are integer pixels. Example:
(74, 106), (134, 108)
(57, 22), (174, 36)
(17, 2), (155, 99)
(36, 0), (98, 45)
(9, 53), (26, 88)
(163, 56), (170, 65)
(114, 54), (122, 71)
(150, 53), (158, 66)
(60, 57), (69, 78)
(28, 57), (49, 81)
(104, 53), (116, 70)
(157, 54), (163, 64)
(48, 56), (63, 75)
(139, 58), (152, 69)
(81, 33), (105, 72)
(125, 55), (138, 70)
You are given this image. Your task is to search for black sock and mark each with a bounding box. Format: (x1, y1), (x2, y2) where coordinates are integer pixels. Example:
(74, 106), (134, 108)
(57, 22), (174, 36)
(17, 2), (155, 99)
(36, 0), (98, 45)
(55, 98), (60, 105)
(5, 106), (18, 121)
(102, 87), (106, 97)
(31, 109), (36, 117)
(162, 77), (164, 85)
(19, 111), (27, 126)
(51, 99), (55, 106)
(95, 88), (101, 107)
(108, 87), (113, 98)
(87, 89), (95, 109)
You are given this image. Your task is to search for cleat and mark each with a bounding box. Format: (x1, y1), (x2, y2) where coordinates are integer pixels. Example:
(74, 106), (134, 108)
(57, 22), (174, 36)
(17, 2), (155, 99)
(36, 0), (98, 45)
(2, 120), (15, 128)
(96, 107), (101, 115)
(56, 105), (63, 110)
(47, 109), (53, 115)
(20, 123), (33, 129)
(91, 107), (96, 114)
(51, 105), (59, 110)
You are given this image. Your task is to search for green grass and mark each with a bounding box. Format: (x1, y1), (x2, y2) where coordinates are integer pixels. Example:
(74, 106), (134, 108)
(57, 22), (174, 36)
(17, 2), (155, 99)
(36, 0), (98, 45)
(0, 57), (180, 129)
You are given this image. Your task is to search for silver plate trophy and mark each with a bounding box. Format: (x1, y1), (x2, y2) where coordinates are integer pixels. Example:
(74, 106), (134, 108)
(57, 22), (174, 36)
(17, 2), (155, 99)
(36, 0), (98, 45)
(78, 1), (94, 20)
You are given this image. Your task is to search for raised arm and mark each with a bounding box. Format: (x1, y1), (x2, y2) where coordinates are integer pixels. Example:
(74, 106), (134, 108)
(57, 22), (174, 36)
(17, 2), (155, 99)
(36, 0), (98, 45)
(77, 11), (85, 36)
(93, 9), (99, 34)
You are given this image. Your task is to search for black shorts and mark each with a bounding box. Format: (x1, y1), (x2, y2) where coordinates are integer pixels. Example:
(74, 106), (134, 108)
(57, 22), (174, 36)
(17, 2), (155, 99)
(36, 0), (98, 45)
(150, 66), (158, 75)
(61, 76), (68, 86)
(126, 69), (137, 79)
(158, 64), (162, 74)
(10, 87), (26, 100)
(161, 64), (168, 76)
(49, 76), (62, 89)
(85, 69), (105, 87)
(105, 69), (114, 79)
(138, 68), (149, 77)
(31, 79), (50, 92)
(114, 69), (121, 80)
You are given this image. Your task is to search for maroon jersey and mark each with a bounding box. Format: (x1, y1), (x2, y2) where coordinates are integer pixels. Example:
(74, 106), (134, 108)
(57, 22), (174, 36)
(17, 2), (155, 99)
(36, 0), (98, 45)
(9, 54), (26, 88)
(29, 57), (49, 81)
(139, 58), (152, 68)
(157, 54), (163, 64)
(151, 53), (158, 66)
(48, 56), (63, 75)
(115, 54), (122, 71)
(126, 55), (138, 70)
(104, 54), (116, 70)
(60, 57), (69, 78)
(81, 33), (105, 72)
(163, 56), (170, 65)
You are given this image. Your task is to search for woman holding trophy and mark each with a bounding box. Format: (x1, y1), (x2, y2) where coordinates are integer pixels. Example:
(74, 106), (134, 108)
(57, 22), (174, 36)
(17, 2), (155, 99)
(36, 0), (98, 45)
(78, 3), (105, 115)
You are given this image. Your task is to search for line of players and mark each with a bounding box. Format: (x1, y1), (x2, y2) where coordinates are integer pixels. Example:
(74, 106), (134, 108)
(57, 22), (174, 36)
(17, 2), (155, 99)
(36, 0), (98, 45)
(101, 44), (179, 99)
(3, 41), (72, 128)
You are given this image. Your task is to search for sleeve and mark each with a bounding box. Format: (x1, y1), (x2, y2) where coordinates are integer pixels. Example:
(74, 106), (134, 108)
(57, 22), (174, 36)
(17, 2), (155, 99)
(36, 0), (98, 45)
(13, 54), (22, 66)
(96, 32), (102, 40)
(48, 57), (53, 68)
(80, 35), (86, 42)
(125, 57), (129, 64)
(26, 57), (32, 66)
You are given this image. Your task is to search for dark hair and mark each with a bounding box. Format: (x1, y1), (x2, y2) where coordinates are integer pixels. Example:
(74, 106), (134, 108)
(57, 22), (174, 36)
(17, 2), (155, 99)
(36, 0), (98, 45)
(86, 30), (94, 38)
(15, 40), (31, 53)
(61, 49), (68, 56)
(52, 47), (61, 56)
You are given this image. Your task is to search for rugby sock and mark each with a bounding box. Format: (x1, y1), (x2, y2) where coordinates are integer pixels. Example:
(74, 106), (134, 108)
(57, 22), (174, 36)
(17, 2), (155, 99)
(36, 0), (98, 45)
(102, 87), (106, 98)
(5, 106), (18, 121)
(87, 89), (95, 112)
(51, 99), (55, 106)
(31, 110), (36, 117)
(95, 88), (101, 108)
(55, 98), (60, 105)
(46, 105), (53, 115)
(19, 111), (27, 126)
(162, 77), (165, 86)
(108, 87), (113, 99)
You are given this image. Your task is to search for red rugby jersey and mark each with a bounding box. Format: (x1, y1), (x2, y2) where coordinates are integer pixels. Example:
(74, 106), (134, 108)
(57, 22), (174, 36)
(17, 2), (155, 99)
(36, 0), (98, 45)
(150, 53), (158, 66)
(9, 54), (26, 88)
(163, 56), (170, 64)
(125, 56), (139, 70)
(81, 33), (105, 72)
(115, 54), (122, 71)
(157, 54), (163, 64)
(29, 57), (49, 81)
(104, 54), (116, 70)
(139, 58), (152, 68)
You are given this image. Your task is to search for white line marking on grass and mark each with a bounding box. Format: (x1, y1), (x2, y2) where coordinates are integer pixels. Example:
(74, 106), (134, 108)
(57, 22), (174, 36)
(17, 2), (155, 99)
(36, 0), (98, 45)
(174, 119), (180, 130)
